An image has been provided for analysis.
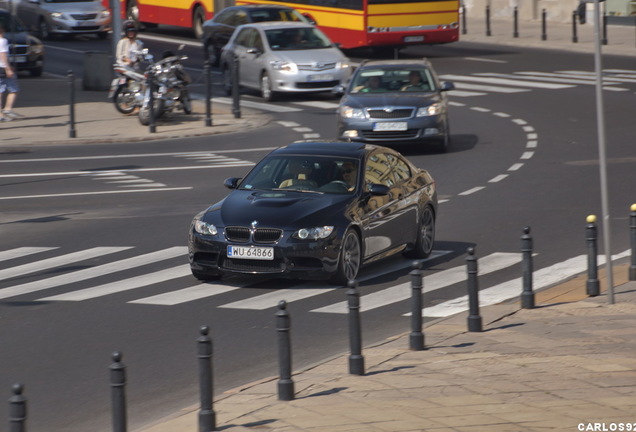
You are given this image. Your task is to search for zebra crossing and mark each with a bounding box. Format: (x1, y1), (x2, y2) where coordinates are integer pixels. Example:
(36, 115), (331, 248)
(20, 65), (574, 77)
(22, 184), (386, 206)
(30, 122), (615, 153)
(1, 246), (629, 316)
(206, 69), (636, 112)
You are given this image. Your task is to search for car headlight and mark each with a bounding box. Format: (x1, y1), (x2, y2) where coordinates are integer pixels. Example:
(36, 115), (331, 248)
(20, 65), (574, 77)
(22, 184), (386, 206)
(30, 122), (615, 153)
(270, 60), (298, 74)
(293, 226), (334, 240)
(337, 61), (350, 70)
(194, 220), (218, 236)
(99, 10), (111, 19)
(416, 103), (443, 117)
(30, 44), (44, 55)
(340, 106), (365, 119)
(50, 12), (65, 19)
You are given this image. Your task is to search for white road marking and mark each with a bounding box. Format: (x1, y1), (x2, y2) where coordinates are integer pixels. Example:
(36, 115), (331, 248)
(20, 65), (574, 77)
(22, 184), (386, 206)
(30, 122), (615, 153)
(0, 247), (186, 300)
(0, 247), (58, 262)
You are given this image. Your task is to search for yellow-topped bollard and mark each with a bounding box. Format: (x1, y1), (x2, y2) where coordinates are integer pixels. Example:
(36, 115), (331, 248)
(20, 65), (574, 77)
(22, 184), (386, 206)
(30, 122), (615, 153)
(630, 205), (636, 281)
(587, 214), (597, 224)
(631, 203), (636, 212)
(586, 214), (600, 296)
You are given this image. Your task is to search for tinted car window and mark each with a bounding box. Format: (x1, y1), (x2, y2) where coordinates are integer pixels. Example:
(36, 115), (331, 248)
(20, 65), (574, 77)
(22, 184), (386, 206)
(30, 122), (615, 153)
(234, 28), (254, 47)
(352, 68), (435, 93)
(265, 27), (332, 51)
(234, 11), (249, 26)
(249, 9), (306, 22)
(389, 155), (412, 183)
(214, 10), (234, 25)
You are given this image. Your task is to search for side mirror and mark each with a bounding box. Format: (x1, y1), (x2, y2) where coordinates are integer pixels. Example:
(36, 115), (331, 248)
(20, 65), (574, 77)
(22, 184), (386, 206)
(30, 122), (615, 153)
(332, 83), (346, 96)
(224, 177), (241, 189)
(368, 184), (390, 196)
(440, 81), (455, 92)
(246, 48), (261, 55)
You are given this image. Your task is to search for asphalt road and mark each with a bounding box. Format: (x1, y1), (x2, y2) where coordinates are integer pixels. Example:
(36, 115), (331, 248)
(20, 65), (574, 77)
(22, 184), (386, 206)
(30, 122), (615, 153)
(1, 31), (635, 431)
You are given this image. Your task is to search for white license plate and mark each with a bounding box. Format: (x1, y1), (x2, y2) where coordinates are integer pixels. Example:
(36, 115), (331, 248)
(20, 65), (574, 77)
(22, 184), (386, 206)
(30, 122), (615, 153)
(404, 36), (424, 43)
(13, 56), (27, 63)
(308, 73), (333, 82)
(227, 245), (274, 260)
(373, 122), (408, 131)
(78, 21), (95, 26)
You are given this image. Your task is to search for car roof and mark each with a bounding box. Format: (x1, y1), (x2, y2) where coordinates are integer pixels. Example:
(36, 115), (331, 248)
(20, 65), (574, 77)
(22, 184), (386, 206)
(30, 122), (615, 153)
(243, 21), (314, 30)
(270, 140), (387, 159)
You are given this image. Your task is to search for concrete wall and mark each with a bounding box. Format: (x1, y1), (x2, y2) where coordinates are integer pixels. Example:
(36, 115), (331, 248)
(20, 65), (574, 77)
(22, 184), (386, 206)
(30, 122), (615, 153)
(463, 0), (599, 23)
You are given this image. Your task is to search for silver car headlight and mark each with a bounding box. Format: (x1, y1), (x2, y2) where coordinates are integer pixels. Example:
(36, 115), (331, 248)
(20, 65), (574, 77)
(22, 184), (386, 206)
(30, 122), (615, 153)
(416, 103), (443, 117)
(337, 61), (350, 70)
(270, 60), (298, 74)
(50, 12), (65, 20)
(194, 220), (218, 236)
(293, 226), (334, 240)
(340, 106), (365, 119)
(99, 10), (111, 19)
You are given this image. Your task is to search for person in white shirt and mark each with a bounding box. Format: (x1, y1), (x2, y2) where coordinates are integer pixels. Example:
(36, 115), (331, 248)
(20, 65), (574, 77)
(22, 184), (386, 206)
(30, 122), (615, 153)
(116, 20), (144, 69)
(0, 23), (20, 122)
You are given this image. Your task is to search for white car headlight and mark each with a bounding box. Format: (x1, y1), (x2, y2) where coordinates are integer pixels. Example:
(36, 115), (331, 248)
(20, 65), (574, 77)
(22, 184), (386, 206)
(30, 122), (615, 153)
(340, 106), (365, 119)
(416, 103), (443, 117)
(50, 12), (65, 19)
(99, 10), (111, 19)
(195, 220), (218, 236)
(294, 226), (334, 240)
(270, 61), (298, 74)
(337, 61), (350, 70)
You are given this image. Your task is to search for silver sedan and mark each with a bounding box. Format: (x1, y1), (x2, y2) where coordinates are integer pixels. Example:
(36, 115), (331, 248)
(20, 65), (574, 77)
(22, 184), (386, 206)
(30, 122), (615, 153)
(220, 22), (352, 101)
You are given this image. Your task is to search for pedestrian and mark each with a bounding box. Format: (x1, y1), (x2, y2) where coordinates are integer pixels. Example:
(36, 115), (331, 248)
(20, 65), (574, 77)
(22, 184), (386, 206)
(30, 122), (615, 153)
(0, 23), (20, 122)
(116, 20), (144, 70)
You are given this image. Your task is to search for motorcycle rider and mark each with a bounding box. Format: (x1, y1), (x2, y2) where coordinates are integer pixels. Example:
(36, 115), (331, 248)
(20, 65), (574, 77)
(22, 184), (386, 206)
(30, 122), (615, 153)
(116, 20), (144, 70)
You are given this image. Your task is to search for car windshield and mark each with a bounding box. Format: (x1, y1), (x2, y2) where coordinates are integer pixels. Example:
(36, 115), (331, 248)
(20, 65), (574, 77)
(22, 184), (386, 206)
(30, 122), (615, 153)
(240, 155), (360, 194)
(265, 27), (332, 51)
(249, 9), (308, 23)
(350, 68), (435, 93)
(0, 15), (27, 33)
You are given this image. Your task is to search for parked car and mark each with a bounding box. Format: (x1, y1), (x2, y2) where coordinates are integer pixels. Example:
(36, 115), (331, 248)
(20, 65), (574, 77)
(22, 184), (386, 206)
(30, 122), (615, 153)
(219, 21), (351, 101)
(16, 0), (111, 40)
(335, 59), (454, 152)
(0, 9), (44, 76)
(188, 140), (438, 285)
(202, 4), (311, 66)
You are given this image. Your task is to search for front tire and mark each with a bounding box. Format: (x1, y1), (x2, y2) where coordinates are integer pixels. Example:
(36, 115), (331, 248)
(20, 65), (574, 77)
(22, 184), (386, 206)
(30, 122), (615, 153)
(260, 72), (277, 102)
(404, 205), (435, 259)
(192, 6), (205, 40)
(330, 229), (361, 286)
(138, 98), (164, 125)
(113, 85), (137, 114)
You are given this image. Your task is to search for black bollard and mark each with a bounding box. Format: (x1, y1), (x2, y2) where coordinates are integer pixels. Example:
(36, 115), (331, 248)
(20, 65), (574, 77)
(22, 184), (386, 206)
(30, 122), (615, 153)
(513, 6), (519, 38)
(8, 383), (26, 432)
(521, 226), (535, 309)
(586, 215), (600, 297)
(409, 261), (425, 350)
(485, 5), (491, 36)
(572, 10), (579, 43)
(461, 4), (467, 35)
(198, 326), (216, 432)
(204, 61), (213, 127)
(110, 351), (127, 432)
(629, 204), (636, 281)
(68, 70), (76, 138)
(276, 301), (294, 401)
(231, 54), (241, 119)
(602, 13), (608, 45)
(541, 9), (547, 41)
(347, 280), (365, 375)
(466, 247), (482, 332)
(147, 69), (156, 133)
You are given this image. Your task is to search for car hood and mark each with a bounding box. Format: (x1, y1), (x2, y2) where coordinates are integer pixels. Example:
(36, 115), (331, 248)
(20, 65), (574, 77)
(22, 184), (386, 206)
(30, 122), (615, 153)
(5, 31), (34, 45)
(204, 190), (352, 228)
(40, 1), (105, 13)
(342, 92), (442, 109)
(272, 48), (346, 65)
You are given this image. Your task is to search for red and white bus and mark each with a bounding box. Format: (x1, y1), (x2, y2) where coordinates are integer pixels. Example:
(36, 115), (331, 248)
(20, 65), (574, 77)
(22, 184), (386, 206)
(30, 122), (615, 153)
(110, 0), (459, 50)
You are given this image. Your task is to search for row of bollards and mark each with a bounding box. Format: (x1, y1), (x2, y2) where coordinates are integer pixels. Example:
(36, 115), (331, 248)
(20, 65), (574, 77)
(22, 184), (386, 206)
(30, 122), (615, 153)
(8, 207), (636, 430)
(467, 6), (609, 44)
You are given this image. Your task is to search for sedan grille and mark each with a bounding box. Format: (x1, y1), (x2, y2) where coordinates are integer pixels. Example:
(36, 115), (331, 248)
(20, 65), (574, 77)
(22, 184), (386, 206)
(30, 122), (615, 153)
(9, 45), (28, 55)
(361, 129), (419, 140)
(70, 13), (98, 20)
(297, 62), (336, 72)
(367, 108), (414, 119)
(224, 226), (283, 244)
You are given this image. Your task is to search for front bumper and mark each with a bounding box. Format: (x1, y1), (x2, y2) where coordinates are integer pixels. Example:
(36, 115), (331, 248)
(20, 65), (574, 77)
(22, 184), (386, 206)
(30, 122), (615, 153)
(270, 67), (351, 94)
(338, 115), (447, 144)
(49, 16), (111, 35)
(189, 230), (342, 280)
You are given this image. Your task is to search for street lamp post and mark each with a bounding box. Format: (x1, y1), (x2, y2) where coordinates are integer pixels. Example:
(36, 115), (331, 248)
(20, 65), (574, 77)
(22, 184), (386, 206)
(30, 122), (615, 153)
(592, 0), (615, 304)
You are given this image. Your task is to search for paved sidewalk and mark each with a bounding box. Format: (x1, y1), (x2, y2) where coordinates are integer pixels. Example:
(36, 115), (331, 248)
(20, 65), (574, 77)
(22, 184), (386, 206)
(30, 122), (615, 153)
(138, 265), (636, 432)
(0, 78), (269, 147)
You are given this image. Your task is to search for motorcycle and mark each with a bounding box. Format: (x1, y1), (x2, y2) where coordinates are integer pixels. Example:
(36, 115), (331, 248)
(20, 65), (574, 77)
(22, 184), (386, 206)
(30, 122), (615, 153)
(138, 45), (192, 126)
(108, 49), (152, 115)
